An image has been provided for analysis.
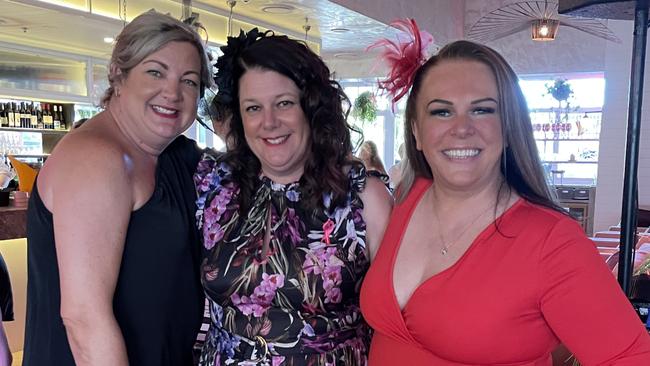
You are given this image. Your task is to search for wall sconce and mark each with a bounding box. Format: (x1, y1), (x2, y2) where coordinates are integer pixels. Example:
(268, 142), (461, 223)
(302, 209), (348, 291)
(531, 19), (559, 41)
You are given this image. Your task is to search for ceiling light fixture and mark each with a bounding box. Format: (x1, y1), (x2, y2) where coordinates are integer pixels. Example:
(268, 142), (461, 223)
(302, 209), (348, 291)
(330, 27), (350, 33)
(103, 36), (114, 43)
(467, 1), (620, 44)
(531, 18), (559, 41)
(261, 4), (294, 14)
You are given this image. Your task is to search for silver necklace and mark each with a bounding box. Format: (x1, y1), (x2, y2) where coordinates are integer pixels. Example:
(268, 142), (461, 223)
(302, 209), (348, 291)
(431, 190), (495, 256)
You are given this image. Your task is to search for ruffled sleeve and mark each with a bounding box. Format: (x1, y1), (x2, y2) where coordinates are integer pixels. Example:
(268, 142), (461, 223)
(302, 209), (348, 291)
(348, 164), (367, 195)
(193, 149), (224, 230)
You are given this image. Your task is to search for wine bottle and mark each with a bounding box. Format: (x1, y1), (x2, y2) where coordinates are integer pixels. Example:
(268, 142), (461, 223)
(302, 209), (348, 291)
(43, 104), (52, 129)
(53, 105), (61, 130)
(7, 102), (16, 128)
(0, 103), (7, 127)
(58, 105), (66, 130)
(20, 102), (28, 128)
(36, 104), (44, 129)
(30, 103), (38, 128)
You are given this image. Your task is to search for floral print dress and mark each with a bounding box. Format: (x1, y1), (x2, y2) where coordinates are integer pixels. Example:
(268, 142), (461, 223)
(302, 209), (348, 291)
(194, 152), (371, 366)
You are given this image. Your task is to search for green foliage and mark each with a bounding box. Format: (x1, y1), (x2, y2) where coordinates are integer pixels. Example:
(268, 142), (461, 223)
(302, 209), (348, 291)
(546, 79), (574, 102)
(352, 91), (378, 124)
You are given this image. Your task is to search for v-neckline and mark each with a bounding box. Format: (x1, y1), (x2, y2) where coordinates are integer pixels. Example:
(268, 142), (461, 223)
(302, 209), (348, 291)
(389, 180), (523, 318)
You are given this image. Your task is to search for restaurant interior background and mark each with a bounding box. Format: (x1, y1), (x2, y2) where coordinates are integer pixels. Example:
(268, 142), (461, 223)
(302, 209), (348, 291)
(0, 0), (649, 360)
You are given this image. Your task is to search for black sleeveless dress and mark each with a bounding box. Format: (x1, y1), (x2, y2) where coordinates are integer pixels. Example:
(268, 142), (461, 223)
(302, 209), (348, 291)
(23, 136), (204, 366)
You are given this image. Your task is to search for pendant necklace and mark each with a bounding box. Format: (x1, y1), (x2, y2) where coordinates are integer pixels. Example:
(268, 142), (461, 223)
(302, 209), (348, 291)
(431, 190), (495, 256)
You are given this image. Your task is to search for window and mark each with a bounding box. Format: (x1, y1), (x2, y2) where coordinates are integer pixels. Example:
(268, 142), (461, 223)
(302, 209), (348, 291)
(340, 79), (405, 171)
(519, 74), (605, 186)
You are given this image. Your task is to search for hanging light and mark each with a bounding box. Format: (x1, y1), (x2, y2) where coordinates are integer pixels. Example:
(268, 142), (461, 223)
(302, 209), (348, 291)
(531, 18), (560, 41)
(226, 0), (237, 37)
(302, 17), (311, 43)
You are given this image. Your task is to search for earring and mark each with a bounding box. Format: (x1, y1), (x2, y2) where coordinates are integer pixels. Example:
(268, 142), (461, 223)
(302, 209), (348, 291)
(114, 88), (121, 97)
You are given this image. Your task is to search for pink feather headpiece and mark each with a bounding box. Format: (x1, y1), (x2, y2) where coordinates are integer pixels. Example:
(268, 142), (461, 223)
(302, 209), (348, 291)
(367, 19), (434, 109)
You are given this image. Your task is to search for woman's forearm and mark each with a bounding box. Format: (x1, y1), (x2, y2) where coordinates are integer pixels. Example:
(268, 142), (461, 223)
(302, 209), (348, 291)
(63, 312), (129, 366)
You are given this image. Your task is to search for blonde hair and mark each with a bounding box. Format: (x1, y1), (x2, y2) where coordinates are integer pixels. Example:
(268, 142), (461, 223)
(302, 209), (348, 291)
(101, 10), (213, 107)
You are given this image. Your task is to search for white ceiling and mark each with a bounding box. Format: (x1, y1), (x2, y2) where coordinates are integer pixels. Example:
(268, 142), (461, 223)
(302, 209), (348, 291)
(0, 0), (401, 60)
(0, 0), (626, 79)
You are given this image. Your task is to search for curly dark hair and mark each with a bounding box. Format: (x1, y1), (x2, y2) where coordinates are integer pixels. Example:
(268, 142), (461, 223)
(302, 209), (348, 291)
(212, 29), (362, 213)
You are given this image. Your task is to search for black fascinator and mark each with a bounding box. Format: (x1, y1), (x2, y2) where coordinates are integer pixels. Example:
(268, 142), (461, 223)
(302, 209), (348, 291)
(213, 28), (269, 106)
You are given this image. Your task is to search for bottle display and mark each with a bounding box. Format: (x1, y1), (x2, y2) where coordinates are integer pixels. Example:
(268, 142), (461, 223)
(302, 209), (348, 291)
(0, 99), (70, 131)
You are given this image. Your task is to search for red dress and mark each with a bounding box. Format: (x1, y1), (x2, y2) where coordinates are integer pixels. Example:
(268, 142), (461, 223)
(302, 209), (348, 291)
(360, 178), (650, 365)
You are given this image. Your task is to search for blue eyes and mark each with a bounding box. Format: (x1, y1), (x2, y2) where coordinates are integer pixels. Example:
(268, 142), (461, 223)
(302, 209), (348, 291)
(147, 70), (199, 88)
(473, 107), (496, 114)
(428, 107), (496, 117)
(429, 109), (451, 117)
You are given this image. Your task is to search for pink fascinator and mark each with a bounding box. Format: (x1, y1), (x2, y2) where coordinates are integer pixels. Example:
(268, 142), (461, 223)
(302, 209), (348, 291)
(367, 18), (434, 109)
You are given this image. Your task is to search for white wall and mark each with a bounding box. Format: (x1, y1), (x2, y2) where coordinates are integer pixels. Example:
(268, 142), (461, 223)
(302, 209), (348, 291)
(594, 20), (650, 231)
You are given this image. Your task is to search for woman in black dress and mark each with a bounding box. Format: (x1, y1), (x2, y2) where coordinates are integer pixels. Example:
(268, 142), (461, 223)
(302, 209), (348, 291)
(23, 11), (213, 365)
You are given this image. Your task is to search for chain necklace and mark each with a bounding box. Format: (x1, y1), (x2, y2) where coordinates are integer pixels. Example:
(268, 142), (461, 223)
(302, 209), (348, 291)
(431, 189), (495, 256)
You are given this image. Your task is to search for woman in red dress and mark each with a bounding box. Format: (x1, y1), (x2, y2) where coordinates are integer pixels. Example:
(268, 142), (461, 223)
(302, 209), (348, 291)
(360, 27), (650, 365)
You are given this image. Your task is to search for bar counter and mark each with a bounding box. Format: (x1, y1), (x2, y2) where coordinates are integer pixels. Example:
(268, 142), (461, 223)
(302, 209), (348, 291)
(0, 206), (27, 241)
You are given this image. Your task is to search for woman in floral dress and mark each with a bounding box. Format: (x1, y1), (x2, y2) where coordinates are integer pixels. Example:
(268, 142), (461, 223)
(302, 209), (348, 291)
(194, 29), (392, 365)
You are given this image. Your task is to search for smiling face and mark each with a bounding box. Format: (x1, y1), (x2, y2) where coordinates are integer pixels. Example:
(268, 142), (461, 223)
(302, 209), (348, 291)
(412, 59), (504, 192)
(238, 68), (311, 184)
(117, 41), (201, 144)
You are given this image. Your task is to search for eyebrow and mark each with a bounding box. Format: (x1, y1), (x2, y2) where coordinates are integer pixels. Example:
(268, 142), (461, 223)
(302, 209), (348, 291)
(142, 60), (200, 77)
(426, 97), (498, 107)
(240, 92), (299, 104)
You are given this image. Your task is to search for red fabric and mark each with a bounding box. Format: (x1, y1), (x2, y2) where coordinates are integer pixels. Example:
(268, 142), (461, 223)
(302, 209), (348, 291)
(360, 178), (650, 365)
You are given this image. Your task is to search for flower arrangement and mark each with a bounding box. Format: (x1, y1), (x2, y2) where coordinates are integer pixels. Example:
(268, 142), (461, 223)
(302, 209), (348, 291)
(352, 91), (378, 124)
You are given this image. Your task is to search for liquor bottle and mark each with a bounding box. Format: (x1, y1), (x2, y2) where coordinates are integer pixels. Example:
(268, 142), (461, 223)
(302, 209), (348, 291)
(53, 105), (61, 130)
(30, 103), (38, 128)
(0, 103), (7, 127)
(7, 103), (15, 128)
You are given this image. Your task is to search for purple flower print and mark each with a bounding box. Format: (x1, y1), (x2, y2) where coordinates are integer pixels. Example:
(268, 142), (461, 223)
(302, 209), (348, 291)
(230, 273), (285, 318)
(271, 356), (286, 366)
(202, 187), (235, 249)
(303, 247), (344, 304)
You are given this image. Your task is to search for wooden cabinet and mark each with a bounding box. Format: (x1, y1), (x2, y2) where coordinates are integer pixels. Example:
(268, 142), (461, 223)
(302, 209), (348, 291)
(555, 186), (596, 236)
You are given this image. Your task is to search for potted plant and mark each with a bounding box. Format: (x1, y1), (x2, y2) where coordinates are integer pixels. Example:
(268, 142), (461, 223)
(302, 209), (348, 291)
(546, 78), (573, 103)
(352, 91), (378, 125)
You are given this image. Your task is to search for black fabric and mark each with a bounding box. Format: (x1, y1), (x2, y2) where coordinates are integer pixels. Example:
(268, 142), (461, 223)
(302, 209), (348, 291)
(0, 253), (13, 321)
(23, 135), (204, 366)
